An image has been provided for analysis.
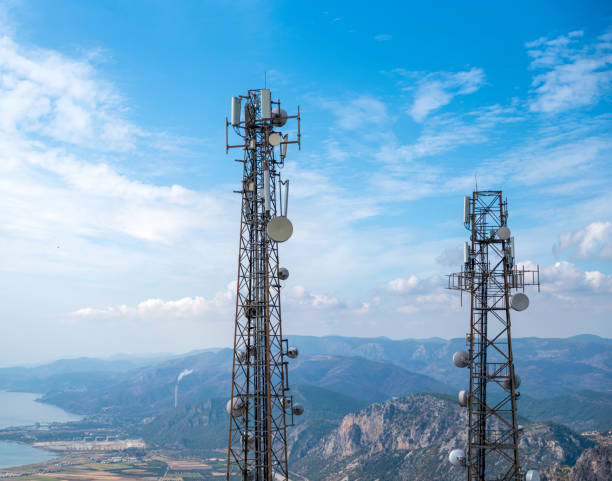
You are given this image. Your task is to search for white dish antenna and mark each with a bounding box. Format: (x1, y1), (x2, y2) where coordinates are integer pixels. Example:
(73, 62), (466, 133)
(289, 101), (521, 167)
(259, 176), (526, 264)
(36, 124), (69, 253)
(269, 132), (282, 146)
(292, 404), (304, 416)
(449, 449), (466, 467)
(510, 292), (529, 311)
(502, 373), (521, 391)
(458, 390), (468, 407)
(453, 350), (470, 368)
(226, 397), (245, 417)
(287, 346), (298, 359)
(497, 226), (511, 240)
(242, 432), (255, 449)
(525, 470), (540, 481)
(278, 267), (289, 280)
(272, 107), (287, 126)
(267, 216), (293, 242)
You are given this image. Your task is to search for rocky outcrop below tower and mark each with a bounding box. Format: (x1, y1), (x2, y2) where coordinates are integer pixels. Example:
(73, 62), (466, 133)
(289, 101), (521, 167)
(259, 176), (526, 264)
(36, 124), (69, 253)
(292, 393), (596, 481)
(569, 445), (612, 480)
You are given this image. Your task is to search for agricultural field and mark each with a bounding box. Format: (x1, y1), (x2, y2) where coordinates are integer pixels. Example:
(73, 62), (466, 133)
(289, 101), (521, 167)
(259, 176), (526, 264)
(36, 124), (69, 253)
(4, 453), (230, 481)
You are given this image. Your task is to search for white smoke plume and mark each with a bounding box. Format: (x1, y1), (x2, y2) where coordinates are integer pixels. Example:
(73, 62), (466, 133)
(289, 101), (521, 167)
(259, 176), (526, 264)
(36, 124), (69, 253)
(177, 369), (194, 383)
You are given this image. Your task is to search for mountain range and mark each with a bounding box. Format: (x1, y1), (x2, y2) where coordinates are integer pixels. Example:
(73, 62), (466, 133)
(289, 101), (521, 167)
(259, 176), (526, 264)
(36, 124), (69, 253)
(0, 334), (610, 479)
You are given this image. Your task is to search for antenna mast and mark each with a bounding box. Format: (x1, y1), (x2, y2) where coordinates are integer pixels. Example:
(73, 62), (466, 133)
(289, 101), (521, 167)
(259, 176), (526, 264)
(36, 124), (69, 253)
(225, 89), (302, 481)
(448, 191), (541, 481)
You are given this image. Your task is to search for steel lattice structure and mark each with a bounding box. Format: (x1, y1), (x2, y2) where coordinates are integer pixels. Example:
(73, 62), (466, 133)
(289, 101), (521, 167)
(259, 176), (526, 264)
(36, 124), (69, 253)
(448, 191), (539, 481)
(224, 89), (301, 481)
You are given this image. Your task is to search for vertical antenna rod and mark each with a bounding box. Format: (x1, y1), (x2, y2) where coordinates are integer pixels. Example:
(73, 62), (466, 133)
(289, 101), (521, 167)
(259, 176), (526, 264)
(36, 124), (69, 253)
(448, 190), (540, 481)
(225, 89), (302, 481)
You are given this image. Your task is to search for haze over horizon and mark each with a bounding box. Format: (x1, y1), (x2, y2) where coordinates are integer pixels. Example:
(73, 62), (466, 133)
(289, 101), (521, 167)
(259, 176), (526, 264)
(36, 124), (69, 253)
(1, 0), (611, 364)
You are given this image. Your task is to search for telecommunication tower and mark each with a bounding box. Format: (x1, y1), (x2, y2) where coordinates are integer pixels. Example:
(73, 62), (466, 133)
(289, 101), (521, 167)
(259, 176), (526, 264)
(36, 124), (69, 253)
(447, 191), (541, 481)
(224, 89), (303, 481)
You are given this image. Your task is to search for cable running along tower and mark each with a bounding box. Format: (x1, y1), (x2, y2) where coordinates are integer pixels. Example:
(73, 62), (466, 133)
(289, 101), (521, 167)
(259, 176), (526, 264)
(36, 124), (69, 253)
(225, 89), (303, 481)
(448, 191), (540, 481)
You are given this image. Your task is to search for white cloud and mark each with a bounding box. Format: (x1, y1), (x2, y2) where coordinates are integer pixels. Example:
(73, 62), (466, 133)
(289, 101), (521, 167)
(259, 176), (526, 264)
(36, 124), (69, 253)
(325, 95), (389, 130)
(436, 245), (463, 266)
(374, 34), (392, 42)
(409, 68), (485, 122)
(554, 221), (612, 260)
(542, 261), (612, 297)
(0, 35), (145, 149)
(73, 282), (236, 321)
(287, 285), (345, 310)
(0, 148), (231, 245)
(527, 29), (612, 113)
(388, 276), (420, 293)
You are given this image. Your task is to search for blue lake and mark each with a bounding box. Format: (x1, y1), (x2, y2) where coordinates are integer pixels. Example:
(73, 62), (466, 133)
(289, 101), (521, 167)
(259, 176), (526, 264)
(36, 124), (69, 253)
(0, 391), (81, 469)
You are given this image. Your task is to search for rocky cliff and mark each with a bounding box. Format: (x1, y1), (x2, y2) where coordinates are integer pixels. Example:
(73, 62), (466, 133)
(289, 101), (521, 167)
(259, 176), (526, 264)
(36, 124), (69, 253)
(292, 393), (595, 481)
(569, 445), (612, 481)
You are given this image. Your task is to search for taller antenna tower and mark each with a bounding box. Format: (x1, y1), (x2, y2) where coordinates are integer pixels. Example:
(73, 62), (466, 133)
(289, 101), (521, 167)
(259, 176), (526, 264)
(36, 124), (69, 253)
(225, 89), (303, 481)
(447, 191), (540, 481)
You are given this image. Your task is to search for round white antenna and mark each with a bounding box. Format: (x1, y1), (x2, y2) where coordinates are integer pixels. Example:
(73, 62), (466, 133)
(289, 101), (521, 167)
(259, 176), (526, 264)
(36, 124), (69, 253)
(242, 432), (255, 449)
(449, 449), (466, 467)
(502, 373), (521, 391)
(511, 293), (529, 311)
(226, 397), (245, 417)
(272, 107), (287, 126)
(292, 404), (304, 416)
(278, 267), (289, 280)
(453, 350), (470, 368)
(287, 346), (298, 359)
(458, 390), (468, 407)
(497, 226), (511, 240)
(267, 216), (293, 242)
(269, 132), (282, 146)
(525, 470), (540, 481)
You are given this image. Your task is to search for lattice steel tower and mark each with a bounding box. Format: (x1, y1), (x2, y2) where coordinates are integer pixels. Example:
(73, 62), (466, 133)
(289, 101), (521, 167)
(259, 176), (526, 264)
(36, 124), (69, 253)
(447, 191), (540, 481)
(224, 89), (303, 481)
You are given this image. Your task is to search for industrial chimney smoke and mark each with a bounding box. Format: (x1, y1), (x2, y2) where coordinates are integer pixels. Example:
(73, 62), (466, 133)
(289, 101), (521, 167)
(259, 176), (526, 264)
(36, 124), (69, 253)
(174, 369), (193, 408)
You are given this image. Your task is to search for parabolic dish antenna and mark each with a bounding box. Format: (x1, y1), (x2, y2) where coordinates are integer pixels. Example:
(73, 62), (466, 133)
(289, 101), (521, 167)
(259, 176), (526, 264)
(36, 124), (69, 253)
(510, 292), (529, 311)
(497, 226), (511, 240)
(525, 470), (540, 481)
(272, 107), (287, 127)
(269, 132), (282, 146)
(267, 216), (293, 242)
(448, 449), (466, 467)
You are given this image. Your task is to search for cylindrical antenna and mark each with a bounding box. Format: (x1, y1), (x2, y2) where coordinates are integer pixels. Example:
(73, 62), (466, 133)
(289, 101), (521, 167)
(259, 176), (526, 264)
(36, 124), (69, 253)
(231, 97), (241, 126)
(276, 176), (282, 217)
(283, 180), (289, 217)
(264, 168), (271, 213)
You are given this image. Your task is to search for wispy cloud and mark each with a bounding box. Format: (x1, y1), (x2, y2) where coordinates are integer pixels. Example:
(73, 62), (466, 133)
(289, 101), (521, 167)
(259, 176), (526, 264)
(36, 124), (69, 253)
(0, 35), (144, 150)
(408, 67), (486, 122)
(374, 34), (392, 42)
(324, 94), (389, 130)
(527, 29), (612, 113)
(73, 282), (236, 321)
(287, 285), (346, 310)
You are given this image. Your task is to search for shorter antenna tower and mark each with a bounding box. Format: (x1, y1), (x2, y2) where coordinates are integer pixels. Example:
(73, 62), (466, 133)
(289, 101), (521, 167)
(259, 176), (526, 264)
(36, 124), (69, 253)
(447, 191), (541, 481)
(225, 89), (303, 481)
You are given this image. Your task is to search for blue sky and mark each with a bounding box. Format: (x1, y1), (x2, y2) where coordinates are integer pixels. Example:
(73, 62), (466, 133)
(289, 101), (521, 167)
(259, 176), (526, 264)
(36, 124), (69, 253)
(0, 1), (611, 364)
